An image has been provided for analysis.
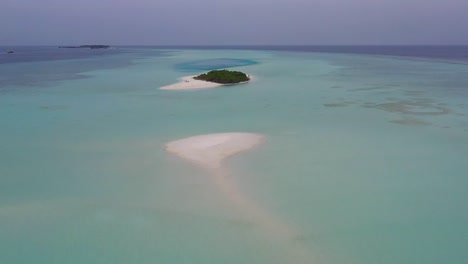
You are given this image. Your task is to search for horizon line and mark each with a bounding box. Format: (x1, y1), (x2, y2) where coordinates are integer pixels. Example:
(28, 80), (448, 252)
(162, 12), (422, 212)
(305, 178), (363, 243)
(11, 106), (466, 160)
(2, 44), (468, 47)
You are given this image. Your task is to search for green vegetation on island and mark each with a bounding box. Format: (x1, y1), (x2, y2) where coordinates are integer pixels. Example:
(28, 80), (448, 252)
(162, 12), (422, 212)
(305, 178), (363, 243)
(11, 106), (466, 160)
(194, 70), (250, 84)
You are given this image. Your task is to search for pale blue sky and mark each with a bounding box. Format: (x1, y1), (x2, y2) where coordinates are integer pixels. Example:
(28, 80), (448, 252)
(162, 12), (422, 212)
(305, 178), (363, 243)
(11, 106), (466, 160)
(2, 0), (468, 45)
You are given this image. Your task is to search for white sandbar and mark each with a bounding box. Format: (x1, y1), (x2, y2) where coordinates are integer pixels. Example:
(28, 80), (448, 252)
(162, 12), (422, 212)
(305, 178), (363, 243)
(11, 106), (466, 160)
(165, 133), (264, 169)
(160, 75), (253, 90)
(165, 132), (314, 262)
(160, 76), (221, 90)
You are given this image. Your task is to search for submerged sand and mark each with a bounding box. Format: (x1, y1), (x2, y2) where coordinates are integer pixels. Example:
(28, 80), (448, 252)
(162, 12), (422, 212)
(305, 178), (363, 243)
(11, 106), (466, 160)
(165, 132), (313, 262)
(160, 75), (253, 90)
(165, 133), (264, 169)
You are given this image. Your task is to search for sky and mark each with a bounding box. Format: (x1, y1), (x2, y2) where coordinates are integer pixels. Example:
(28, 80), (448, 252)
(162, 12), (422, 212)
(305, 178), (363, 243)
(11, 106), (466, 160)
(1, 0), (468, 45)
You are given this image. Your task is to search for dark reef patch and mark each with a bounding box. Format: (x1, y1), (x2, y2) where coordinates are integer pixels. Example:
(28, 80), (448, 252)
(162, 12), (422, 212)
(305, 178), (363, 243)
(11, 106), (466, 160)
(390, 118), (431, 126)
(364, 100), (450, 116)
(405, 91), (426, 96)
(39, 105), (67, 110)
(324, 102), (354, 107)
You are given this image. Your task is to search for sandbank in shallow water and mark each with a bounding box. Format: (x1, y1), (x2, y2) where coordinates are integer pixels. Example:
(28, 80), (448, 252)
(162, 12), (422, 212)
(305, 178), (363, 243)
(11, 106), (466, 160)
(160, 75), (253, 90)
(165, 133), (264, 168)
(165, 133), (314, 262)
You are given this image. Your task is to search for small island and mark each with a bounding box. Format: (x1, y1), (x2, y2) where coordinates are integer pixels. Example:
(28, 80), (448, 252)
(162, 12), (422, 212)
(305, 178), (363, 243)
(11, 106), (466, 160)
(160, 69), (252, 90)
(194, 70), (250, 84)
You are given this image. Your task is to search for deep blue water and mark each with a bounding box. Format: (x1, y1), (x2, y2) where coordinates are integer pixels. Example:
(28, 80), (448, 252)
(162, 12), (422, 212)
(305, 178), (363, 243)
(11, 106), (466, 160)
(3, 45), (468, 91)
(175, 58), (258, 72)
(152, 45), (468, 62)
(0, 46), (126, 64)
(2, 46), (468, 66)
(0, 47), (170, 89)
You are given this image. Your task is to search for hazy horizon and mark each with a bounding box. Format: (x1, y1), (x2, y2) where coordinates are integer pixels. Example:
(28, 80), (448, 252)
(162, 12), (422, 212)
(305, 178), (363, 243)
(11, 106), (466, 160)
(3, 44), (468, 47)
(2, 0), (468, 45)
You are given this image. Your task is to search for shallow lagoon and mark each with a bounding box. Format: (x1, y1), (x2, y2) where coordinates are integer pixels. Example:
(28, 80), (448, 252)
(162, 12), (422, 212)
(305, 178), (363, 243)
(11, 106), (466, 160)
(1, 48), (467, 263)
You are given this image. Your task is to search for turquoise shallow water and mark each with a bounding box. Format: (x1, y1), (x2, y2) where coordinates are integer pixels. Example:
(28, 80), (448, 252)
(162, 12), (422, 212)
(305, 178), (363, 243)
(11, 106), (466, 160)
(1, 48), (467, 263)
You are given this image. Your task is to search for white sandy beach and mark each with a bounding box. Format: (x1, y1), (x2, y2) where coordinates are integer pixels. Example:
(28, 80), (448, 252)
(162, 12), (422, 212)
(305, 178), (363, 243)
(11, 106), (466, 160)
(160, 76), (222, 90)
(165, 132), (264, 169)
(160, 75), (253, 90)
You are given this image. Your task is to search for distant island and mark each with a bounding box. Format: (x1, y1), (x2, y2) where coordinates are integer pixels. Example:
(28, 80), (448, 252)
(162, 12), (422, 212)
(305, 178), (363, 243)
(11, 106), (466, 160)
(59, 45), (110, 49)
(194, 70), (250, 84)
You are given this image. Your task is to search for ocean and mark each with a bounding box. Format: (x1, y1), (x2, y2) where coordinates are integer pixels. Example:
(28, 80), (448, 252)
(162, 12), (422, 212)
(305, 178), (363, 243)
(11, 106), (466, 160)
(1, 46), (467, 263)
